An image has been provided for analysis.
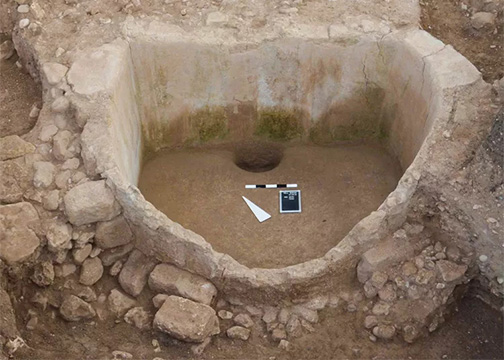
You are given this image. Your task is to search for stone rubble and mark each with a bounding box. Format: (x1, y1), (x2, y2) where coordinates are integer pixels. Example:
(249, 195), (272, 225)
(51, 97), (70, 113)
(41, 62), (68, 85)
(53, 130), (75, 159)
(0, 135), (35, 161)
(31, 261), (55, 287)
(124, 307), (151, 330)
(42, 189), (60, 210)
(64, 180), (121, 226)
(76, 286), (97, 302)
(111, 350), (133, 359)
(148, 263), (217, 305)
(153, 296), (220, 343)
(45, 220), (72, 253)
(118, 250), (156, 297)
(290, 305), (319, 323)
(110, 260), (123, 276)
(33, 161), (55, 188)
(100, 243), (135, 266)
(278, 339), (291, 351)
(60, 294), (96, 321)
(218, 310), (233, 320)
(54, 263), (77, 278)
(152, 294), (170, 309)
(262, 306), (278, 324)
(226, 326), (250, 340)
(271, 325), (287, 340)
(95, 215), (133, 249)
(233, 313), (254, 328)
(470, 12), (496, 30)
(436, 260), (468, 282)
(79, 257), (104, 286)
(19, 18), (30, 28)
(0, 202), (40, 264)
(54, 170), (72, 189)
(72, 225), (95, 248)
(72, 243), (92, 264)
(357, 240), (471, 343)
(26, 315), (38, 331)
(107, 288), (136, 317)
(61, 157), (80, 170)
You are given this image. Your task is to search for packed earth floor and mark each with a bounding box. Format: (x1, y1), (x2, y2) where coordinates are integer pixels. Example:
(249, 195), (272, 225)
(0, 0), (503, 359)
(139, 143), (402, 268)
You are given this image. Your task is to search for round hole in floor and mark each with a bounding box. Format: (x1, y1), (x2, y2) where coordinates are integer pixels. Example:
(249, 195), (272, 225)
(233, 141), (284, 173)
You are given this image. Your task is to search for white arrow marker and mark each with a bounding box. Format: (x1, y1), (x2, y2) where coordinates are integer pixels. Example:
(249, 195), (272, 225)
(242, 196), (271, 223)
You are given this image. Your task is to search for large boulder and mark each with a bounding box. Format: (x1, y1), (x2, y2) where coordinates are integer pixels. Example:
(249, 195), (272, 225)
(60, 295), (96, 321)
(153, 296), (220, 343)
(148, 264), (217, 305)
(0, 202), (40, 264)
(95, 215), (133, 249)
(63, 180), (121, 226)
(118, 250), (156, 297)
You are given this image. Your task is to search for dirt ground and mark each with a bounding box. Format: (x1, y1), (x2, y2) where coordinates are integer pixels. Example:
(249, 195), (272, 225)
(139, 142), (402, 268)
(420, 0), (503, 82)
(0, 35), (41, 138)
(1, 0), (503, 358)
(11, 271), (504, 360)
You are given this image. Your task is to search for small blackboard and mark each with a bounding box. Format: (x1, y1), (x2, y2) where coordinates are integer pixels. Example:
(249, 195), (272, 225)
(279, 190), (301, 213)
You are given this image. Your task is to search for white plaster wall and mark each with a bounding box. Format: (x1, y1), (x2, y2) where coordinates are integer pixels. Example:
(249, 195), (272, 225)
(129, 39), (386, 149)
(70, 39), (142, 186)
(109, 52), (142, 185)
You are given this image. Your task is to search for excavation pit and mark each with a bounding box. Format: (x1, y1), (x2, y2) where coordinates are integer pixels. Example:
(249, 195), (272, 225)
(73, 24), (483, 301)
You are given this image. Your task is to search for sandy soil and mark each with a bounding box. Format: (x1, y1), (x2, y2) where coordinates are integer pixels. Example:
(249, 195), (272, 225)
(139, 142), (402, 268)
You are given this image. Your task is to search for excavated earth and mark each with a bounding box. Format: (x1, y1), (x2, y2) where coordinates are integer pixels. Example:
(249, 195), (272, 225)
(0, 0), (503, 359)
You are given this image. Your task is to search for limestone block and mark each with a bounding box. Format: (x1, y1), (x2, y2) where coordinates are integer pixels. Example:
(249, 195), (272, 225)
(63, 180), (121, 226)
(148, 264), (217, 305)
(153, 296), (220, 343)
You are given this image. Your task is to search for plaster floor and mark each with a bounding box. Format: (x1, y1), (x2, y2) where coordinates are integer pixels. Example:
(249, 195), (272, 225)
(138, 142), (403, 268)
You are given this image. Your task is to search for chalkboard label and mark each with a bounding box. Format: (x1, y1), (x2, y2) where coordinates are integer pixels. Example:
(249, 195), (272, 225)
(279, 190), (301, 213)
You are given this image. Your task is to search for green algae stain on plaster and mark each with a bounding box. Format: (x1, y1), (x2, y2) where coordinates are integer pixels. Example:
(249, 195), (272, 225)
(309, 86), (387, 144)
(189, 107), (229, 143)
(141, 106), (229, 160)
(255, 108), (304, 141)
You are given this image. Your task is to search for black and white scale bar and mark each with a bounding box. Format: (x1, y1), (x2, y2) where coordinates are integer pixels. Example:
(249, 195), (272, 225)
(245, 184), (297, 189)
